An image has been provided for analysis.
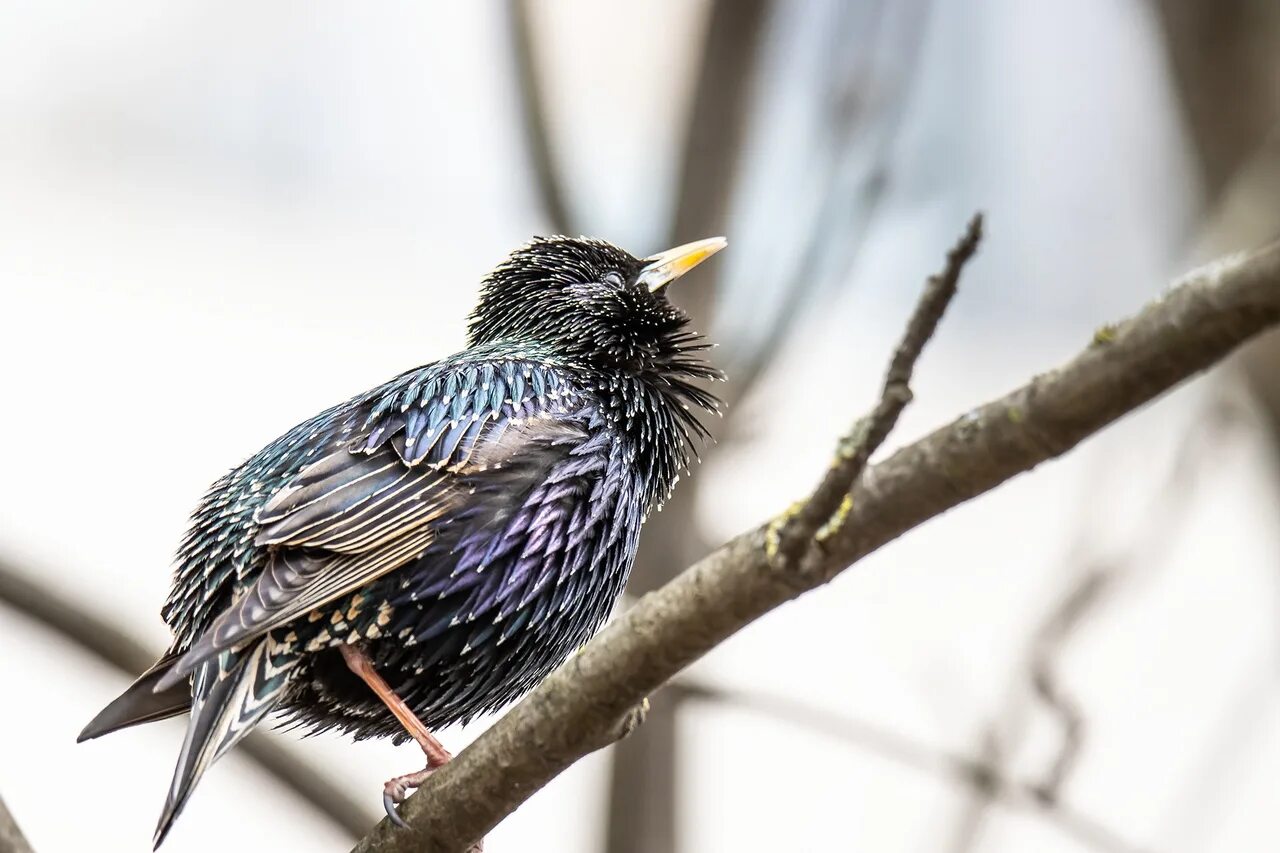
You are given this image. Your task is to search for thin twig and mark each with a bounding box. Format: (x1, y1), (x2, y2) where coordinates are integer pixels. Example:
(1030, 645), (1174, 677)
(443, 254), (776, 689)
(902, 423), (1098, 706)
(349, 231), (1280, 852)
(770, 213), (983, 569)
(0, 559), (374, 841)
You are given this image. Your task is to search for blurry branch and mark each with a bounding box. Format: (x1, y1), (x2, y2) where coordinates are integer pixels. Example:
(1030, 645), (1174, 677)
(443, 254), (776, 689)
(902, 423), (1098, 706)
(670, 677), (950, 777)
(665, 0), (770, 251)
(723, 0), (935, 408)
(949, 399), (1237, 851)
(1195, 133), (1280, 454)
(1155, 0), (1280, 457)
(0, 559), (374, 841)
(350, 224), (1280, 853)
(0, 792), (34, 853)
(991, 770), (1152, 853)
(947, 732), (1003, 853)
(611, 2), (773, 850)
(1153, 0), (1280, 205)
(629, 0), (773, 585)
(504, 0), (573, 235)
(1025, 578), (1092, 802)
(1027, 400), (1234, 805)
(672, 679), (1148, 853)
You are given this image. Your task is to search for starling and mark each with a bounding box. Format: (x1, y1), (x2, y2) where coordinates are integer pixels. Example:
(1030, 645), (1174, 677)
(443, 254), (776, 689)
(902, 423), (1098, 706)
(78, 235), (725, 847)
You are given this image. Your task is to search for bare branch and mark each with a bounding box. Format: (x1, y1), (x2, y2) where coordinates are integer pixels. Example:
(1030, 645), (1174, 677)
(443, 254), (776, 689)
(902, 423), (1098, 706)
(0, 559), (374, 841)
(0, 792), (34, 853)
(351, 232), (1280, 852)
(769, 213), (982, 568)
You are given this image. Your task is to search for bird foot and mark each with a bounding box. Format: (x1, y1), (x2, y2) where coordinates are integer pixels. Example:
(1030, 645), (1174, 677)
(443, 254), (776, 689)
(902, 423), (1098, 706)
(380, 767), (485, 853)
(382, 766), (435, 828)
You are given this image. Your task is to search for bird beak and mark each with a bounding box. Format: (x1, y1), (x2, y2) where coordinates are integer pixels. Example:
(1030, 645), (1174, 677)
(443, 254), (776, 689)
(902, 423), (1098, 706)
(637, 236), (728, 293)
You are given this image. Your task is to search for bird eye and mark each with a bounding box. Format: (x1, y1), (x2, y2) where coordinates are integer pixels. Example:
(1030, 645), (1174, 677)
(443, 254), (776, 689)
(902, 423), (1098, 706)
(602, 272), (624, 288)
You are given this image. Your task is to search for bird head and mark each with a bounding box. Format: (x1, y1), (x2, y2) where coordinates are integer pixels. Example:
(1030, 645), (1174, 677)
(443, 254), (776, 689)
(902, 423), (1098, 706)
(467, 235), (726, 380)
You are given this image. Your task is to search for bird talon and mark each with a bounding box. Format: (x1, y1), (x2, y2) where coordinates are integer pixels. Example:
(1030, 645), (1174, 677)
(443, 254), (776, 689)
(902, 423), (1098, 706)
(383, 790), (409, 829)
(382, 766), (435, 829)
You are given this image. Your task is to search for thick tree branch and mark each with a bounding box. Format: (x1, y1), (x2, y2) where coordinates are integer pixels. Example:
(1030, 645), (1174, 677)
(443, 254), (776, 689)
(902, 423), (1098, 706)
(0, 560), (374, 841)
(0, 791), (34, 853)
(352, 233), (1280, 853)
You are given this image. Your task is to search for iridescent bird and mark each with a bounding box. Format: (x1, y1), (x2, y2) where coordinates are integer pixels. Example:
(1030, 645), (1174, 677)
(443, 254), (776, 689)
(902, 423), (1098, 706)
(78, 235), (725, 847)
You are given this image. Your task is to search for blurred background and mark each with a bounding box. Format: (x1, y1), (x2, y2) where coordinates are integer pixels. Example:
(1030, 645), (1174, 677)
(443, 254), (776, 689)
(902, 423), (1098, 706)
(2, 1), (1279, 851)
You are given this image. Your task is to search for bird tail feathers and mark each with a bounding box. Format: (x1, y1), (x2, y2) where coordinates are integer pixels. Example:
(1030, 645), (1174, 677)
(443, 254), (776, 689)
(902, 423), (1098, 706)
(78, 652), (191, 742)
(153, 636), (297, 849)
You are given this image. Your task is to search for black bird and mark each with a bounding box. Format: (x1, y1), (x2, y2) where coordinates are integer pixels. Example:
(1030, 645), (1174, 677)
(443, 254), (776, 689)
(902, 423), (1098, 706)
(78, 235), (725, 847)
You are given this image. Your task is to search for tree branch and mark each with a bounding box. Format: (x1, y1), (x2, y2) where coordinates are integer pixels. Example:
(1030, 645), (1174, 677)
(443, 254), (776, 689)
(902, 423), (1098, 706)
(0, 559), (374, 841)
(0, 791), (34, 853)
(768, 213), (982, 568)
(351, 230), (1280, 853)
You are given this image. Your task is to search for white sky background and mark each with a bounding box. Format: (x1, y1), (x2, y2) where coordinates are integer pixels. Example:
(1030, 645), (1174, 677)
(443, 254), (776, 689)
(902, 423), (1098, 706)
(1, 2), (1278, 852)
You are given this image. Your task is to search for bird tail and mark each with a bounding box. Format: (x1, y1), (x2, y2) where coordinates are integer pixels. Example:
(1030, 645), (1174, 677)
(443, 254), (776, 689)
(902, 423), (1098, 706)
(153, 635), (298, 849)
(79, 652), (192, 742)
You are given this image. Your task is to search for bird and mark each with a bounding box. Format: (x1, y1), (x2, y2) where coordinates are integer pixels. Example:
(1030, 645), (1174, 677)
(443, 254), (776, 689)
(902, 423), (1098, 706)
(77, 234), (726, 847)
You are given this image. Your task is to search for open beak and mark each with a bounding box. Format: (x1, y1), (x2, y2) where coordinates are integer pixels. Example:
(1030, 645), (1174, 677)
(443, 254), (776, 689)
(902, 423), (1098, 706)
(637, 236), (727, 293)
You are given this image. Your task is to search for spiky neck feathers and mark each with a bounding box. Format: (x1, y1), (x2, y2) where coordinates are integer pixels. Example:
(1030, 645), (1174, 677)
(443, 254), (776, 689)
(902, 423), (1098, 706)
(467, 236), (722, 506)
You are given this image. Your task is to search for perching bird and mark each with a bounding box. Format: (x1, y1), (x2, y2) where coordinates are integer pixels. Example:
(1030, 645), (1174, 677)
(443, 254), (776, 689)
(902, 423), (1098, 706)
(78, 235), (725, 847)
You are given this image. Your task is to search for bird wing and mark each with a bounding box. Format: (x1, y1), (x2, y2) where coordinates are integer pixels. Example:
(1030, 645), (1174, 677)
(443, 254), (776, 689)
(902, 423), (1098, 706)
(162, 359), (588, 683)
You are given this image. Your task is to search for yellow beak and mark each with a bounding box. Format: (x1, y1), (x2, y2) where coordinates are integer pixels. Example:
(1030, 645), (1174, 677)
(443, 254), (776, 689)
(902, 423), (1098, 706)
(637, 236), (728, 293)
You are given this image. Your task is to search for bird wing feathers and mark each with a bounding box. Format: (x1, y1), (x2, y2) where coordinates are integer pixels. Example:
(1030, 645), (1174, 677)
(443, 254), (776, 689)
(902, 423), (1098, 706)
(161, 359), (587, 685)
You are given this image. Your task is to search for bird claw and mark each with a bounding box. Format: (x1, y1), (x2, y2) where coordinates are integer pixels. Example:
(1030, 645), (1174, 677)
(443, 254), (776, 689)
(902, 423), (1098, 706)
(383, 790), (409, 829)
(382, 766), (435, 829)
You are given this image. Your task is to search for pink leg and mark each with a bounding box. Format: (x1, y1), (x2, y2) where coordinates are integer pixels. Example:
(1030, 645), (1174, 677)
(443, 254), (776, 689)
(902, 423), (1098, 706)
(340, 645), (454, 827)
